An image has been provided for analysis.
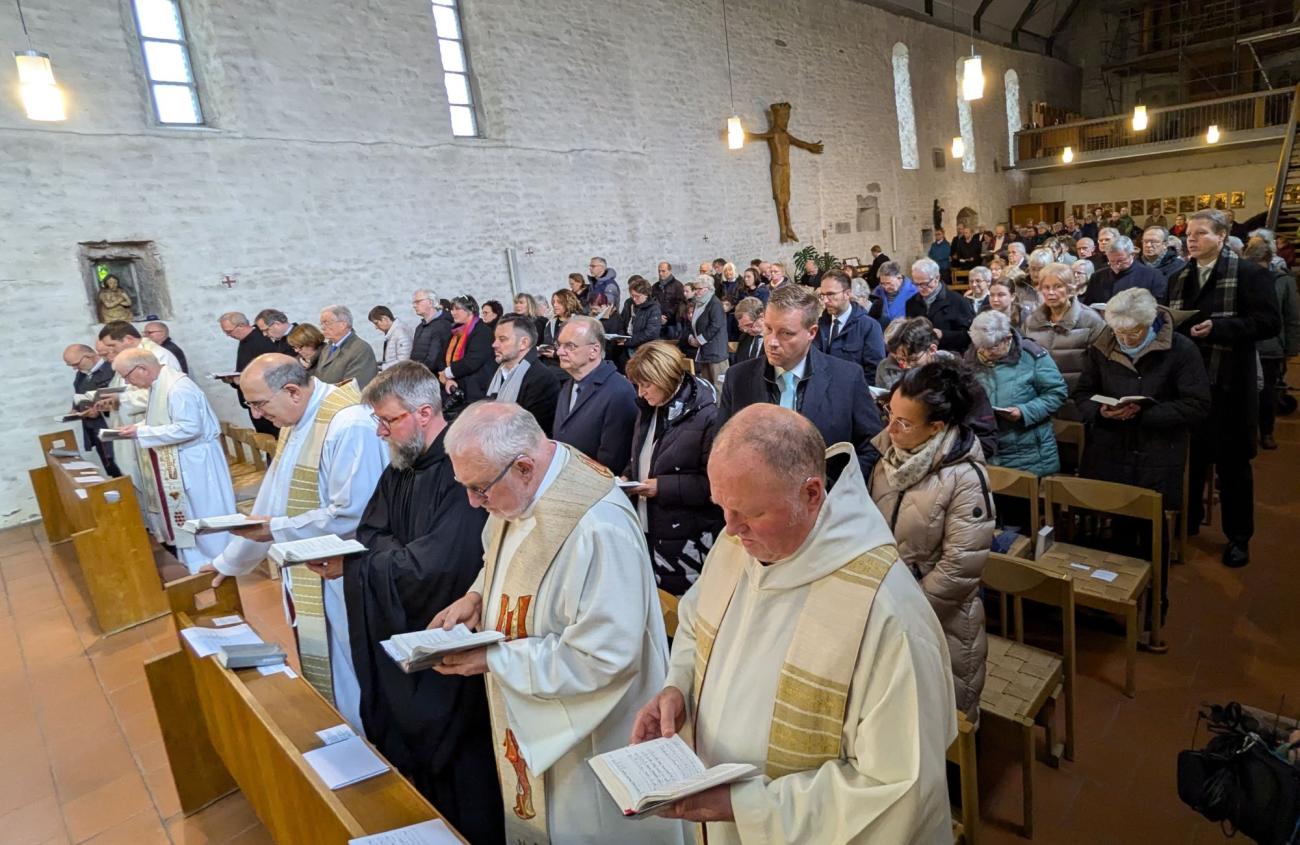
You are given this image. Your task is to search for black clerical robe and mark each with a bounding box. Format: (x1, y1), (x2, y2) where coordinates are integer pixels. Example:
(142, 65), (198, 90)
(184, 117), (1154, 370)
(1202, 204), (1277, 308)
(345, 429), (503, 845)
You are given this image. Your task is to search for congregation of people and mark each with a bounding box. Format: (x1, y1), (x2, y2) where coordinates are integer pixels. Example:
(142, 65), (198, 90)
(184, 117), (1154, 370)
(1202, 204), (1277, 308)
(53, 206), (1297, 843)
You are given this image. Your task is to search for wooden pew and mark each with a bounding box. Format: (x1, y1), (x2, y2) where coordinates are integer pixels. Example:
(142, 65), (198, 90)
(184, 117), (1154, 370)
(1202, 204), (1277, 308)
(147, 577), (466, 843)
(28, 429), (172, 634)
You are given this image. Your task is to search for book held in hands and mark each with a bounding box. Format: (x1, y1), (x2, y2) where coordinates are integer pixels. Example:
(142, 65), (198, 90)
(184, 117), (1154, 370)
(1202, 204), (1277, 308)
(267, 534), (367, 567)
(380, 624), (505, 673)
(181, 514), (267, 534)
(588, 734), (758, 816)
(1089, 394), (1155, 407)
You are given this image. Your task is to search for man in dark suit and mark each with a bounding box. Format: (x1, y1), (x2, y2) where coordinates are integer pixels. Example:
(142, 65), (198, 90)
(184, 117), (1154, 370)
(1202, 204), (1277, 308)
(653, 262), (687, 339)
(62, 342), (119, 476)
(410, 289), (453, 375)
(733, 297), (766, 362)
(863, 246), (890, 287)
(219, 310), (281, 436)
(1082, 235), (1168, 305)
(315, 304), (380, 389)
(904, 257), (975, 352)
(815, 271), (885, 385)
(254, 308), (296, 354)
(951, 224), (983, 272)
(142, 321), (188, 373)
(486, 315), (562, 435)
(1168, 209), (1280, 567)
(552, 316), (638, 474)
(717, 285), (882, 477)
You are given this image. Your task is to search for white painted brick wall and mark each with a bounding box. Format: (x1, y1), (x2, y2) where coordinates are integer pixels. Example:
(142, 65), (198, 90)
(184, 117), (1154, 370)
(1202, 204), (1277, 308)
(0, 0), (1076, 526)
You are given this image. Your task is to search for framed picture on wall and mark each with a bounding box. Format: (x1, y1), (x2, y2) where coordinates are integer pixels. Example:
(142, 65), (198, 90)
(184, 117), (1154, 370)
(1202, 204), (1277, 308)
(1213, 192), (1228, 209)
(1129, 199), (1144, 214)
(1146, 198), (1161, 216)
(1230, 191), (1245, 209)
(1164, 197), (1178, 215)
(1101, 202), (1114, 214)
(1072, 204), (1085, 219)
(1180, 195), (1196, 212)
(1197, 194), (1212, 210)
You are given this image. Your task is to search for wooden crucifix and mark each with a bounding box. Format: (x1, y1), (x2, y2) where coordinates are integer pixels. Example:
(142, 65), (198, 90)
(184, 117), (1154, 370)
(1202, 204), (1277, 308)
(746, 102), (823, 243)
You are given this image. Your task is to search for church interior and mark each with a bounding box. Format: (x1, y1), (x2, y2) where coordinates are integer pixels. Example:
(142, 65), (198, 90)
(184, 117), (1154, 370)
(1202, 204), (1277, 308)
(3, 0), (1299, 842)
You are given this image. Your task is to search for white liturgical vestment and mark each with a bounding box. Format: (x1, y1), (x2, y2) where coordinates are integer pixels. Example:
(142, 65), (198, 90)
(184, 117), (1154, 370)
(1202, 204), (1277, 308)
(210, 380), (389, 731)
(470, 446), (686, 845)
(665, 451), (958, 844)
(108, 338), (182, 493)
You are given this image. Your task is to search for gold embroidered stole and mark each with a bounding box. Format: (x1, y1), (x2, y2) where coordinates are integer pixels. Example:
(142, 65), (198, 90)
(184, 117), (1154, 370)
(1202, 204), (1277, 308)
(478, 445), (613, 845)
(692, 543), (898, 778)
(137, 366), (188, 545)
(280, 380), (362, 703)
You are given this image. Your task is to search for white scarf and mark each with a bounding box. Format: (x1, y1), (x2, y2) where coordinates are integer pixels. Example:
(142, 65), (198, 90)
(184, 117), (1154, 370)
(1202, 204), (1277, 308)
(488, 357), (531, 404)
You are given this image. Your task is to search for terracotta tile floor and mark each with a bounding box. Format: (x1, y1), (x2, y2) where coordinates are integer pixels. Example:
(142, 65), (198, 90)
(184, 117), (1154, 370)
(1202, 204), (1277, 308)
(0, 413), (1296, 844)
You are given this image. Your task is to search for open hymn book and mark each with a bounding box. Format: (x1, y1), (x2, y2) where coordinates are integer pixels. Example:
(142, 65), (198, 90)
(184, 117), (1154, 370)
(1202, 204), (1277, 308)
(181, 514), (266, 534)
(589, 734), (758, 817)
(381, 624), (505, 673)
(268, 534), (367, 566)
(1089, 394), (1155, 407)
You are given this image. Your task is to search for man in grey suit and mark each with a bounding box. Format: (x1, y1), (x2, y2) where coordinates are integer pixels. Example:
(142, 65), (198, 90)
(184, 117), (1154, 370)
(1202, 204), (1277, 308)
(315, 304), (379, 389)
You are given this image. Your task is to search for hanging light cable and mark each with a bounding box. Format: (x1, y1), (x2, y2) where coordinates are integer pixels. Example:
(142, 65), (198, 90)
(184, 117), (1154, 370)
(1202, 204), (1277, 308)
(721, 0), (742, 149)
(12, 0), (66, 121)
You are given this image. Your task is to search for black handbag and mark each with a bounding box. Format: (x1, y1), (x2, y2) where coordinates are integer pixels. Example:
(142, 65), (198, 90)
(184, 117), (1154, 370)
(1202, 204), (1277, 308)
(1177, 702), (1300, 844)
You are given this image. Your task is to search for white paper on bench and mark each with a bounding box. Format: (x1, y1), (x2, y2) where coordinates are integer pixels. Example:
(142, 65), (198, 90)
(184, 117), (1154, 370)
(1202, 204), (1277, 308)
(74, 490), (88, 500)
(73, 475), (106, 484)
(317, 723), (357, 746)
(302, 735), (390, 789)
(256, 663), (297, 679)
(211, 615), (243, 627)
(62, 461), (97, 470)
(349, 819), (459, 845)
(179, 623), (265, 658)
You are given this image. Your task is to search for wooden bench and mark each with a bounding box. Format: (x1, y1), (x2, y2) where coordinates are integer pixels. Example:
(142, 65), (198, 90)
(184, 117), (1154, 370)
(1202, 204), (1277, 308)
(146, 577), (465, 843)
(28, 429), (177, 634)
(225, 424), (273, 507)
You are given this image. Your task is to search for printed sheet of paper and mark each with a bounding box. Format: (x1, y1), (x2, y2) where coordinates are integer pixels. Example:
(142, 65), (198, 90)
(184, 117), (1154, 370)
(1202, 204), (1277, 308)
(211, 615), (243, 627)
(179, 623), (265, 658)
(348, 819), (460, 845)
(256, 663), (297, 679)
(302, 735), (389, 789)
(316, 724), (357, 746)
(73, 475), (106, 484)
(1090, 569), (1119, 582)
(62, 461), (97, 470)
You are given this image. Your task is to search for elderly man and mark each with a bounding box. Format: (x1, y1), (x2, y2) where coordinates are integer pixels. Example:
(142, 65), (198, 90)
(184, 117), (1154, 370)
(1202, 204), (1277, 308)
(487, 313), (562, 435)
(586, 256), (620, 310)
(432, 402), (683, 845)
(1140, 225), (1187, 280)
(904, 257), (975, 352)
(630, 406), (956, 843)
(1007, 241), (1029, 272)
(96, 321), (185, 486)
(112, 348), (236, 571)
(718, 284), (882, 477)
(142, 321), (189, 373)
(951, 223), (983, 271)
(816, 271), (885, 384)
(653, 262), (687, 338)
(254, 308), (295, 352)
(1076, 236), (1096, 261)
(206, 353), (388, 729)
(410, 289), (453, 374)
(1167, 209), (1281, 567)
(768, 262), (792, 290)
(315, 304), (379, 389)
(733, 297), (766, 362)
(1091, 227), (1120, 271)
(63, 342), (119, 476)
(1082, 235), (1168, 305)
(329, 362), (502, 843)
(219, 311), (280, 435)
(552, 315), (638, 474)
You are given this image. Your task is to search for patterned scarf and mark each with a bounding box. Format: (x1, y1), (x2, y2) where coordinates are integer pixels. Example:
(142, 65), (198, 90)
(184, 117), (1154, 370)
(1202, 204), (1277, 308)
(444, 314), (480, 367)
(1169, 250), (1238, 386)
(880, 426), (956, 492)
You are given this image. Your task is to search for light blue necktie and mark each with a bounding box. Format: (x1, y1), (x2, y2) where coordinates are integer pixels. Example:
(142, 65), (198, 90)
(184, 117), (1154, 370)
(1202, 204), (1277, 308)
(779, 371), (797, 409)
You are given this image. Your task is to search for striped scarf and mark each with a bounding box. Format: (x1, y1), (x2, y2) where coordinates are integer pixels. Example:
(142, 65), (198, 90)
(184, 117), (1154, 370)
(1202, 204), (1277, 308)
(1170, 250), (1238, 386)
(445, 315), (479, 367)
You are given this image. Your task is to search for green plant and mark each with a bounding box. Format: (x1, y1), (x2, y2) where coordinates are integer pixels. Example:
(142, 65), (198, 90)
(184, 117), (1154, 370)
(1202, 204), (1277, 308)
(791, 245), (839, 281)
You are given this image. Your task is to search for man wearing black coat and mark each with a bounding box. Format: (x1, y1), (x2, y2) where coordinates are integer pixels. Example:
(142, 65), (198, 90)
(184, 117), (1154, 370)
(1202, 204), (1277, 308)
(486, 315), (562, 436)
(219, 311), (281, 436)
(1140, 226), (1187, 281)
(1082, 236), (1169, 305)
(410, 289), (453, 375)
(904, 257), (975, 352)
(815, 272), (885, 385)
(653, 262), (687, 339)
(863, 246), (890, 287)
(1167, 210), (1281, 567)
(716, 285), (882, 477)
(732, 297), (766, 363)
(552, 316), (639, 474)
(344, 362), (503, 845)
(62, 342), (120, 476)
(950, 224), (983, 272)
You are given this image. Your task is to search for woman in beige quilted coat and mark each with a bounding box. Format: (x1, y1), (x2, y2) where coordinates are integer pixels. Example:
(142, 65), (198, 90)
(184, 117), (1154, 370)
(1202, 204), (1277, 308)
(1023, 262), (1106, 420)
(869, 359), (996, 723)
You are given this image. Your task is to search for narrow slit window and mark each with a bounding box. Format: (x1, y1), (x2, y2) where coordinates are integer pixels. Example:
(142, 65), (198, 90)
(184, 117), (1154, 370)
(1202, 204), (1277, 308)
(1004, 69), (1021, 167)
(431, 0), (480, 137)
(956, 59), (976, 173)
(891, 44), (919, 170)
(130, 0), (203, 125)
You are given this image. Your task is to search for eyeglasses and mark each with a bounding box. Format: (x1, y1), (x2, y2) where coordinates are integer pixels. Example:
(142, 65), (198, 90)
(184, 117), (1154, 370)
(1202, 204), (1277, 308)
(369, 408), (421, 432)
(887, 416), (916, 433)
(121, 364), (145, 380)
(245, 385), (286, 411)
(558, 341), (596, 353)
(460, 454), (524, 499)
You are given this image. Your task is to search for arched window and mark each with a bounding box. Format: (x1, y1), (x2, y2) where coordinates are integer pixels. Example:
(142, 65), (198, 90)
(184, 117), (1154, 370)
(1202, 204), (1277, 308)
(891, 43), (919, 170)
(1004, 69), (1021, 167)
(955, 59), (976, 173)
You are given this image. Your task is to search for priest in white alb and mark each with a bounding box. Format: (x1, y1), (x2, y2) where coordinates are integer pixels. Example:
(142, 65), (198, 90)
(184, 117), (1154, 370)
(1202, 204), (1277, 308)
(111, 348), (236, 571)
(203, 354), (388, 731)
(432, 401), (686, 845)
(630, 405), (957, 844)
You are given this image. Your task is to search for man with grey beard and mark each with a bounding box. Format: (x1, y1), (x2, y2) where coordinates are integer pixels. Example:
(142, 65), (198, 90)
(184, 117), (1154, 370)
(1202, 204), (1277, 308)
(340, 361), (502, 843)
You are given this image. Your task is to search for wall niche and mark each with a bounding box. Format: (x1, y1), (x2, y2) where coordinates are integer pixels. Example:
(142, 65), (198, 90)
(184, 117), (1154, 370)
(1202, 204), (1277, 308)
(79, 240), (173, 324)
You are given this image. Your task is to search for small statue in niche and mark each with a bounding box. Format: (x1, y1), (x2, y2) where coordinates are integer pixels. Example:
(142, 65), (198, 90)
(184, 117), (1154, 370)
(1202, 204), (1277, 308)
(748, 102), (823, 243)
(932, 200), (945, 231)
(96, 274), (134, 323)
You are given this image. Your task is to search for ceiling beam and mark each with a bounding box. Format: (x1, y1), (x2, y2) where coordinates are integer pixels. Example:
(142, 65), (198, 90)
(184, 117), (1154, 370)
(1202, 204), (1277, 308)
(1045, 0), (1084, 55)
(973, 0), (996, 33)
(1011, 0), (1042, 47)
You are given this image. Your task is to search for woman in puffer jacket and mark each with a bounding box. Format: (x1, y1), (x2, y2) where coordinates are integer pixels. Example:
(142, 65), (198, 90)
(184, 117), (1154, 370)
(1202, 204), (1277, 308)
(1023, 261), (1106, 420)
(869, 359), (996, 724)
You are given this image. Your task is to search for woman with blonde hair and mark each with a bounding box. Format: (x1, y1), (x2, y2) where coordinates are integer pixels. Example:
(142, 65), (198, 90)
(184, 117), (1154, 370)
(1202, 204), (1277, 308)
(540, 288), (583, 364)
(286, 323), (325, 373)
(622, 341), (722, 595)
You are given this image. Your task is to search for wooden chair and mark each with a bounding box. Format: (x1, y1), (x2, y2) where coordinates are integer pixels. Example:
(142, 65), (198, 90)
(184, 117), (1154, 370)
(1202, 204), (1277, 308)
(1051, 419), (1085, 476)
(1040, 475), (1163, 697)
(979, 552), (1076, 839)
(986, 465), (1041, 538)
(947, 711), (980, 845)
(227, 426), (269, 504)
(1167, 442), (1190, 565)
(219, 421), (238, 462)
(658, 589), (679, 638)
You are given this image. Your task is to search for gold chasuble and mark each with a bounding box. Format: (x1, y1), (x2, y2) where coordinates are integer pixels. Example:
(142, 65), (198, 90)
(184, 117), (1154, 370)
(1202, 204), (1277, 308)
(692, 543), (898, 778)
(477, 445), (614, 845)
(279, 379), (363, 703)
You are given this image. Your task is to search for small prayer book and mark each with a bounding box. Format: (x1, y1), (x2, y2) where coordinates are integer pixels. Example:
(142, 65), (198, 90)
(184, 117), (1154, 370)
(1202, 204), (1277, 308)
(181, 514), (266, 534)
(381, 624), (505, 673)
(216, 642), (287, 669)
(48, 448), (80, 458)
(1089, 394), (1155, 407)
(210, 371), (241, 380)
(54, 413), (83, 422)
(267, 535), (366, 566)
(98, 428), (130, 441)
(605, 333), (631, 340)
(302, 735), (390, 790)
(588, 735), (758, 816)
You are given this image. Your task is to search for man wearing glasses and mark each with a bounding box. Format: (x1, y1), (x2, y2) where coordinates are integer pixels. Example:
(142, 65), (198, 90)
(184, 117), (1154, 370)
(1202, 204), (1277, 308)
(431, 401), (683, 845)
(903, 257), (975, 352)
(61, 342), (119, 476)
(551, 316), (638, 474)
(218, 311), (281, 436)
(141, 321), (189, 374)
(815, 271), (885, 385)
(315, 304), (379, 390)
(204, 353), (389, 732)
(410, 289), (453, 375)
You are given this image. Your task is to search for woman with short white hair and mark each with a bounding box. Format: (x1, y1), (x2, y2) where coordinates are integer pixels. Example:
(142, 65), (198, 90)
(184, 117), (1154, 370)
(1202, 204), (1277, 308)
(965, 309), (1067, 476)
(1023, 262), (1106, 414)
(964, 266), (992, 313)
